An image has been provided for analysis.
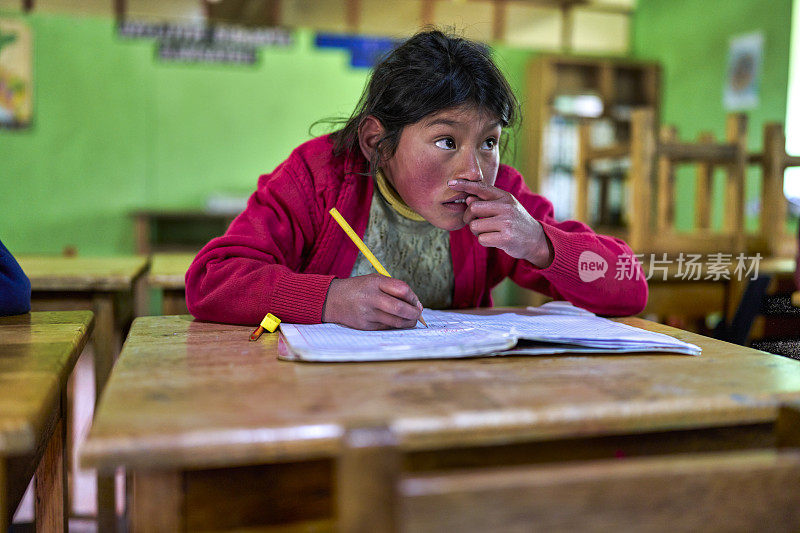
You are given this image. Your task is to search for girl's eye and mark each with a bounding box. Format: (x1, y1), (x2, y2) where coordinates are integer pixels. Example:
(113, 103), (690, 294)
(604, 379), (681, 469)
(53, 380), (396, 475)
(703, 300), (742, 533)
(435, 138), (456, 150)
(482, 138), (497, 150)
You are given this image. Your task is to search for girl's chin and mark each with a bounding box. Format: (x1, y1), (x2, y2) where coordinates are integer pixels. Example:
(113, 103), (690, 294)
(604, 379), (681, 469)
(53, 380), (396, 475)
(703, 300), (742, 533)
(430, 217), (466, 232)
(417, 207), (466, 231)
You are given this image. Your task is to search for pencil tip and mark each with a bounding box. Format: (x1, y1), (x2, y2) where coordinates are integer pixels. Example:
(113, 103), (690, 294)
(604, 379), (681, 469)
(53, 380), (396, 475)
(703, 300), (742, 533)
(249, 326), (264, 341)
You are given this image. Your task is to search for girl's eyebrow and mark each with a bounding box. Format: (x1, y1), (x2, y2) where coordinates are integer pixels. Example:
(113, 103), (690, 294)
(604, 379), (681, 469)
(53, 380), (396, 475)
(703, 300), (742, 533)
(423, 117), (503, 131)
(423, 117), (459, 128)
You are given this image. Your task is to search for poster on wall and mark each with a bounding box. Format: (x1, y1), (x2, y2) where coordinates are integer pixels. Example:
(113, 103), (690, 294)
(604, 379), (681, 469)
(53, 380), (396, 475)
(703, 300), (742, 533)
(117, 21), (292, 65)
(724, 32), (763, 111)
(0, 18), (33, 129)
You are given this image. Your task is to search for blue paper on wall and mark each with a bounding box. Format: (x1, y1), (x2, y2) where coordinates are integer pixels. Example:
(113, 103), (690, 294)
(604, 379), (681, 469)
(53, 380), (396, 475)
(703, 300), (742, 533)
(314, 33), (399, 68)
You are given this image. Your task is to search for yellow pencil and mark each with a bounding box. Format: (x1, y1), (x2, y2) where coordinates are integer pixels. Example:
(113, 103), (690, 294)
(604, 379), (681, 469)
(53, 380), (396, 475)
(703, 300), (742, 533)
(329, 207), (428, 328)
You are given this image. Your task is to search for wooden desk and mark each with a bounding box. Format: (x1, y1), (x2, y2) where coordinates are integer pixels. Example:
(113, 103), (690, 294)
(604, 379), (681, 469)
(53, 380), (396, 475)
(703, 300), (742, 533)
(81, 311), (800, 531)
(147, 253), (194, 315)
(644, 271), (732, 332)
(17, 255), (149, 531)
(1, 311), (94, 531)
(18, 256), (149, 401)
(131, 209), (236, 255)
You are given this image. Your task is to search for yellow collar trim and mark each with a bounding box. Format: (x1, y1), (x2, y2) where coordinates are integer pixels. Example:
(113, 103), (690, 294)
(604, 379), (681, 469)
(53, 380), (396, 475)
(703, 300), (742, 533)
(374, 169), (426, 222)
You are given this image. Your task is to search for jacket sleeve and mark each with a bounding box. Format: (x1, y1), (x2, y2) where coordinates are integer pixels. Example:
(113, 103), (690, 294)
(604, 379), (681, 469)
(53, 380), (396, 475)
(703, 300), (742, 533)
(498, 168), (648, 317)
(185, 160), (335, 325)
(0, 239), (31, 316)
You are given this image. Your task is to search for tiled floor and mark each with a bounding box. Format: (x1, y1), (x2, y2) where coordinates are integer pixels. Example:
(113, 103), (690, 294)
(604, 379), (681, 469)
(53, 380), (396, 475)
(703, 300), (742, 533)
(11, 344), (124, 531)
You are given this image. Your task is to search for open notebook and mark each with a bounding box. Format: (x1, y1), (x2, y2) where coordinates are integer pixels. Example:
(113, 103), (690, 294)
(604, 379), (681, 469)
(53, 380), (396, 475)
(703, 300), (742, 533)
(277, 303), (701, 362)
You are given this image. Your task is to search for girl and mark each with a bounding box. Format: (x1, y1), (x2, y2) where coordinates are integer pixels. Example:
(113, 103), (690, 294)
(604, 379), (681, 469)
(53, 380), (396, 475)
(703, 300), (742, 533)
(186, 30), (647, 330)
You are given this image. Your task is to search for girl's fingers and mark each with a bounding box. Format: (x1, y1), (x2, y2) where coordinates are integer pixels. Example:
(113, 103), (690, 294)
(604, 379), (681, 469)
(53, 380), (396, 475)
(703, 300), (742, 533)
(475, 231), (504, 248)
(468, 217), (506, 235)
(448, 179), (503, 200)
(373, 308), (419, 329)
(464, 200), (513, 223)
(462, 190), (516, 225)
(329, 275), (423, 330)
(463, 199), (493, 224)
(376, 292), (422, 321)
(378, 277), (422, 307)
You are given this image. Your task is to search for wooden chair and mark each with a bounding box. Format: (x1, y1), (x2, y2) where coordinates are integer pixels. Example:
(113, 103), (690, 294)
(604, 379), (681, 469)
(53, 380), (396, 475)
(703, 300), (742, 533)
(629, 108), (748, 255)
(747, 122), (799, 257)
(717, 126), (800, 347)
(573, 110), (748, 330)
(337, 412), (800, 533)
(575, 109), (742, 252)
(576, 109), (795, 258)
(573, 121), (630, 230)
(573, 110), (800, 334)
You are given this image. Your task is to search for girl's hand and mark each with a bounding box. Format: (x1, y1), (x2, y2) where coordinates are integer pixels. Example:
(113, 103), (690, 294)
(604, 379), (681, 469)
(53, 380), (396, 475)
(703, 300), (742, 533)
(449, 179), (554, 268)
(322, 274), (423, 330)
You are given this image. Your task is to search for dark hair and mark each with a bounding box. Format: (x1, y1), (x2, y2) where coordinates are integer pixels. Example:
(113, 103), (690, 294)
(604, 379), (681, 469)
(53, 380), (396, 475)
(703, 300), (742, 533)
(326, 29), (520, 173)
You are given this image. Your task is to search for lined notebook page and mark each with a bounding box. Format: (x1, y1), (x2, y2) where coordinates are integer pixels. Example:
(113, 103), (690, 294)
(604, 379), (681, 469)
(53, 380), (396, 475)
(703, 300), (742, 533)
(280, 313), (515, 361)
(467, 313), (700, 351)
(278, 309), (700, 362)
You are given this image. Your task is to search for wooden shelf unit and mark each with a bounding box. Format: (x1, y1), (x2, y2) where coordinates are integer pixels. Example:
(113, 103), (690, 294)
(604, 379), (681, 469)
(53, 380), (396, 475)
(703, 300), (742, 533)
(525, 54), (660, 217)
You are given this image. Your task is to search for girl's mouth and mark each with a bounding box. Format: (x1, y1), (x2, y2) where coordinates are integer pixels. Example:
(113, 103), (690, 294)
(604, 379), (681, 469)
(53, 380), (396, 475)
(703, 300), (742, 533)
(442, 196), (469, 211)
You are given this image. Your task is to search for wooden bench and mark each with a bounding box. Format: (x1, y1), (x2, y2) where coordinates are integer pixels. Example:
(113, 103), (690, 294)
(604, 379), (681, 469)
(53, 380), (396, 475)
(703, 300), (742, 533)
(339, 406), (800, 532)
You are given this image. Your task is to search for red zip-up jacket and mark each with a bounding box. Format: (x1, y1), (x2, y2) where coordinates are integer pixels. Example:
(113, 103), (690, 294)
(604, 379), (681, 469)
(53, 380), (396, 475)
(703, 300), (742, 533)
(186, 135), (648, 325)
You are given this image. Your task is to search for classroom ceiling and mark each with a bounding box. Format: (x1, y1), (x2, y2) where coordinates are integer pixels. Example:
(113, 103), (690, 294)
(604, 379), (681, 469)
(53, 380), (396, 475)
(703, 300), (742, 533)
(0, 0), (635, 52)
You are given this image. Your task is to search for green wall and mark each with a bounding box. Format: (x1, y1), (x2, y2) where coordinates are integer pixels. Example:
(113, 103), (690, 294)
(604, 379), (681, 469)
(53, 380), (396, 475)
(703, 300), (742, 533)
(0, 12), (535, 257)
(0, 12), (371, 255)
(632, 0), (793, 232)
(4, 2), (793, 255)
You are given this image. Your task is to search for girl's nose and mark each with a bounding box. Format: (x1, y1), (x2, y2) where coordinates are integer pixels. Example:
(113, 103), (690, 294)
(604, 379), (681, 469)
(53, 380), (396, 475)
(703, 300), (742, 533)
(456, 151), (484, 183)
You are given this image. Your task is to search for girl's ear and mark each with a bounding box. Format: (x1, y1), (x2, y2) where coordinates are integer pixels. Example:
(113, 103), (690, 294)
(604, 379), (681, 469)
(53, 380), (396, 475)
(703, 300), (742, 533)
(358, 115), (385, 164)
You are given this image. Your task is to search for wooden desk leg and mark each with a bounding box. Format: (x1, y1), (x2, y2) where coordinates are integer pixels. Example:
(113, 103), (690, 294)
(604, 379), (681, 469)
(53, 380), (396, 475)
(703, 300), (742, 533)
(1, 459), (7, 532)
(92, 294), (121, 533)
(134, 272), (149, 318)
(132, 471), (184, 532)
(35, 415), (67, 532)
(338, 425), (399, 533)
(162, 289), (188, 315)
(723, 278), (738, 326)
(134, 216), (151, 256)
(92, 294), (119, 406)
(97, 476), (117, 532)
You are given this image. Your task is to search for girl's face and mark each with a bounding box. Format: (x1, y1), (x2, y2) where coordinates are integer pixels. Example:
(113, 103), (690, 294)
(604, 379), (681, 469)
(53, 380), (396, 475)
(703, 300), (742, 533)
(381, 104), (502, 231)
